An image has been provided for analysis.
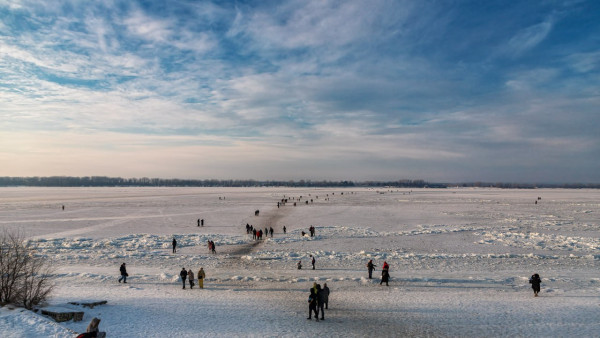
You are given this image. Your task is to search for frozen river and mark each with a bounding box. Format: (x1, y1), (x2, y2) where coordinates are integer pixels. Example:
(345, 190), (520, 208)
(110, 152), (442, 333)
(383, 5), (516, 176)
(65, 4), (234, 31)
(1, 187), (599, 337)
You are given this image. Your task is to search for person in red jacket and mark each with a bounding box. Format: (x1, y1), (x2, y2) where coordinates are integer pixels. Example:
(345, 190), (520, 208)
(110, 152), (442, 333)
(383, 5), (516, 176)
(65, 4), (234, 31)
(380, 261), (390, 286)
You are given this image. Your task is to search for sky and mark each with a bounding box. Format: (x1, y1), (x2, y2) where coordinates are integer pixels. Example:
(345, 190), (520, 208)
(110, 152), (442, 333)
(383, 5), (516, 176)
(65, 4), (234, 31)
(1, 0), (599, 183)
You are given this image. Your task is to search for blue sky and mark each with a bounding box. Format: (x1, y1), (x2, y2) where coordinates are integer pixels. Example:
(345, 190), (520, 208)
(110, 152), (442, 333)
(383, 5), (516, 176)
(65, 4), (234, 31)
(1, 0), (599, 182)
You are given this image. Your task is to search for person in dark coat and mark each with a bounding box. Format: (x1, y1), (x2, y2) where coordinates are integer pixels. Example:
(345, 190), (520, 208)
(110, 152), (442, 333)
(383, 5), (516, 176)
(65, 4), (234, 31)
(180, 267), (188, 289)
(297, 260), (302, 269)
(307, 288), (319, 321)
(172, 237), (177, 253)
(311, 255), (316, 270)
(367, 260), (376, 279)
(283, 226), (286, 234)
(380, 261), (389, 286)
(322, 283), (330, 309)
(529, 273), (542, 297)
(118, 263), (128, 283)
(316, 284), (325, 320)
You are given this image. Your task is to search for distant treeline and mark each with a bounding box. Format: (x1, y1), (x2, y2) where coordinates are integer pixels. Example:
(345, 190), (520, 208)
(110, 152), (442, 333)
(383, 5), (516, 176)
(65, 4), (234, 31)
(0, 177), (597, 189)
(448, 182), (600, 189)
(0, 176), (435, 188)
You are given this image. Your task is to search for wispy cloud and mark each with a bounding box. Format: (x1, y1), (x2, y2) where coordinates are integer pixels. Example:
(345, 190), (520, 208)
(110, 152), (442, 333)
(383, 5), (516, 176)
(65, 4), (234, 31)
(0, 0), (598, 182)
(505, 16), (553, 56)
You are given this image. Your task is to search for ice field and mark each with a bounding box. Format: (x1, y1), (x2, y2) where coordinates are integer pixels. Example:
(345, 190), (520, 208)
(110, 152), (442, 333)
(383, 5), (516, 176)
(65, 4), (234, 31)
(0, 187), (599, 337)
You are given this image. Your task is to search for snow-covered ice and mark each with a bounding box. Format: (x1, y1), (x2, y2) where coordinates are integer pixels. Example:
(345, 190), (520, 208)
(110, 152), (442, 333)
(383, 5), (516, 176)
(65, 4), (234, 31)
(0, 187), (599, 337)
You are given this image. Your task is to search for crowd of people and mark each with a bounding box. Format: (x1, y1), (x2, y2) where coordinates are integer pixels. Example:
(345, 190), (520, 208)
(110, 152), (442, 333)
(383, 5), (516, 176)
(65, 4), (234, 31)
(115, 196), (544, 330)
(245, 224), (276, 240)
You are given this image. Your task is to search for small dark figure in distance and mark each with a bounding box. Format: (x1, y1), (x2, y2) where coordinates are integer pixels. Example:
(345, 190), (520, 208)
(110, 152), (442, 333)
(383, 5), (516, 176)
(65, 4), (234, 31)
(311, 255), (316, 270)
(367, 259), (376, 279)
(322, 283), (330, 309)
(297, 260), (302, 269)
(180, 267), (188, 289)
(172, 237), (177, 253)
(255, 210), (259, 216)
(201, 219), (204, 226)
(118, 263), (128, 283)
(197, 218), (200, 227)
(529, 273), (542, 297)
(283, 226), (287, 234)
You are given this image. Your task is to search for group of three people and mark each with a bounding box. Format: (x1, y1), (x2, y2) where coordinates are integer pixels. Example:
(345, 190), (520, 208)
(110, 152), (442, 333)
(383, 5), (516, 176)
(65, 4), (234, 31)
(180, 267), (206, 289)
(308, 282), (330, 321)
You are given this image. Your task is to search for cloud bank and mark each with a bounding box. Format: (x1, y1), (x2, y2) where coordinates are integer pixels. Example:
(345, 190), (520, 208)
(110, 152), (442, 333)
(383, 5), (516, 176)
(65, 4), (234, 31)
(1, 0), (599, 182)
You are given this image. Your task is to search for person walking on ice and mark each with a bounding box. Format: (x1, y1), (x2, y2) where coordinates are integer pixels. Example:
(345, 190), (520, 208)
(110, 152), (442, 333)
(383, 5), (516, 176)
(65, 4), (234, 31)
(172, 237), (177, 253)
(188, 268), (195, 289)
(367, 259), (376, 279)
(529, 273), (542, 297)
(322, 283), (330, 309)
(180, 267), (188, 289)
(307, 288), (319, 321)
(380, 261), (390, 286)
(316, 284), (325, 320)
(118, 263), (128, 283)
(198, 267), (206, 289)
(311, 255), (316, 270)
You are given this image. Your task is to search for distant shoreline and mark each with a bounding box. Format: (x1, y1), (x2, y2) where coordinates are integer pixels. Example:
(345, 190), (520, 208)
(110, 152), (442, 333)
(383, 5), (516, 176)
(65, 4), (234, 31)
(0, 176), (598, 189)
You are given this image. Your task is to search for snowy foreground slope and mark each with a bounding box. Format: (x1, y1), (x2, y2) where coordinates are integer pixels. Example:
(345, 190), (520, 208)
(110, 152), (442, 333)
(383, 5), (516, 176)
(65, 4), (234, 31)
(0, 187), (599, 337)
